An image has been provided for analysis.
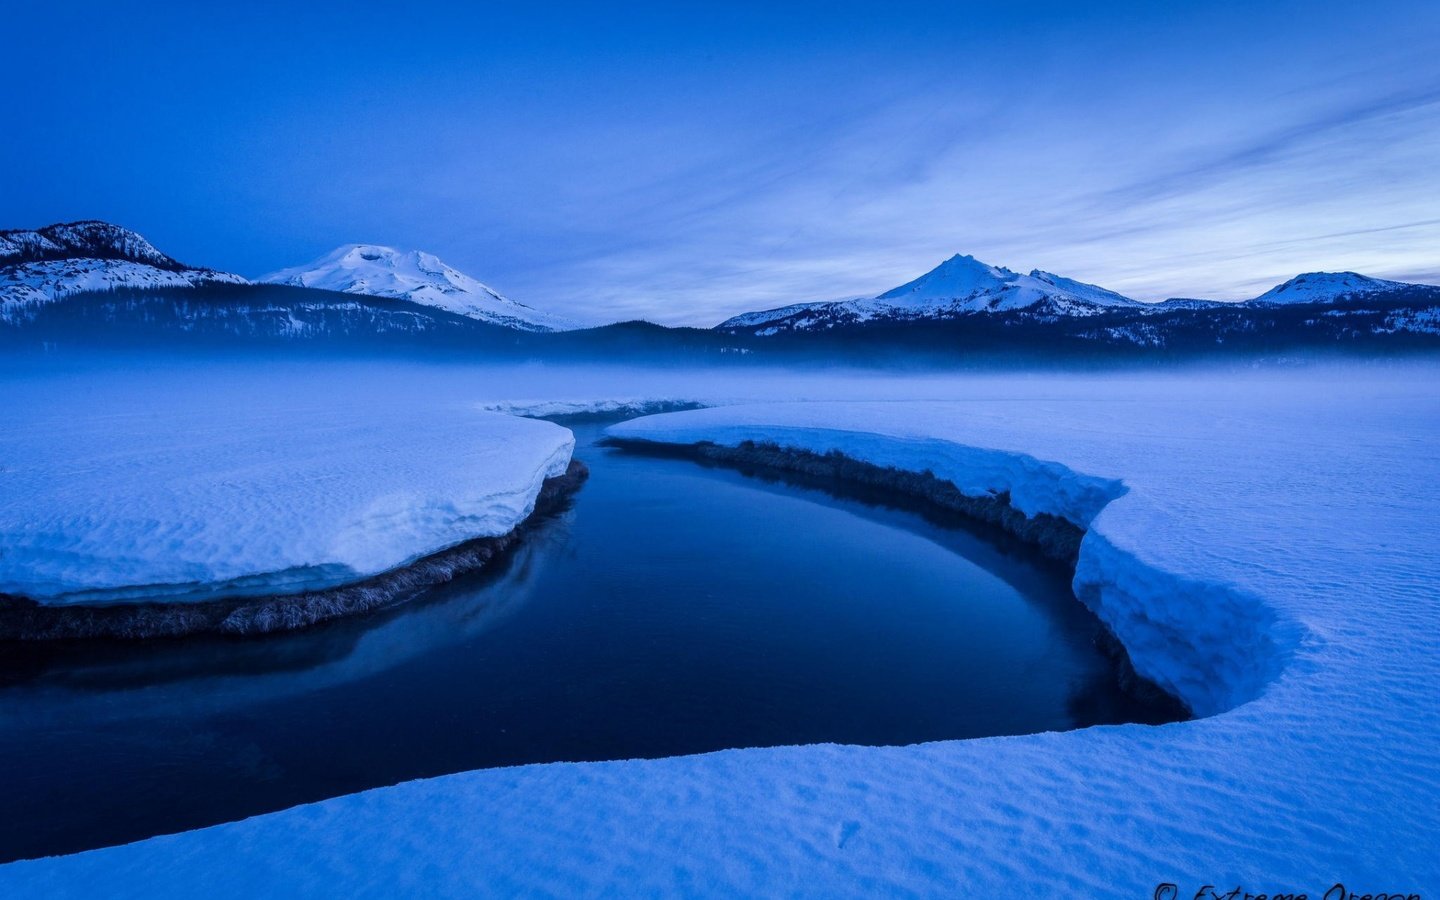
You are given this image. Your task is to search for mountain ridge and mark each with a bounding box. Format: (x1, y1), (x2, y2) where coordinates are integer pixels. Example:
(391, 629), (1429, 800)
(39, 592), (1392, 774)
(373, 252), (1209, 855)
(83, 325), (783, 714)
(4, 221), (1438, 353)
(262, 244), (577, 333)
(718, 253), (1437, 335)
(0, 221), (246, 321)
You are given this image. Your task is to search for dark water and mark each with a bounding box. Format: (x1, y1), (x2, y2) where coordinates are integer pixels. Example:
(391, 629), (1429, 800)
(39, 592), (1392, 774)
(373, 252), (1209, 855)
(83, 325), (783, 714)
(0, 422), (1179, 862)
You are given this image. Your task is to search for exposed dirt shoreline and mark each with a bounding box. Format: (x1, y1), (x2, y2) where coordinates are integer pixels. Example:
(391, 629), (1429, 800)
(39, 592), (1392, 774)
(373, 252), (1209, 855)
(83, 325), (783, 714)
(605, 437), (1188, 717)
(0, 459), (589, 641)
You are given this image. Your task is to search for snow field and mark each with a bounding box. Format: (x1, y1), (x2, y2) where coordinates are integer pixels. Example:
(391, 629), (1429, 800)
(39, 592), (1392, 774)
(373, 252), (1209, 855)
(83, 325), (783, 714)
(1, 362), (1436, 896)
(0, 399), (573, 605)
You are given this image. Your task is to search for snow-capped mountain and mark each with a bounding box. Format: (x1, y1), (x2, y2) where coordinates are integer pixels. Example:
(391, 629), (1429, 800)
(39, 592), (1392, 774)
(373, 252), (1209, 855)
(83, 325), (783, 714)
(262, 245), (577, 333)
(873, 254), (1141, 313)
(719, 254), (1440, 340)
(1, 220), (184, 268)
(6, 222), (1436, 353)
(1247, 271), (1411, 305)
(0, 221), (246, 322)
(720, 254), (1142, 334)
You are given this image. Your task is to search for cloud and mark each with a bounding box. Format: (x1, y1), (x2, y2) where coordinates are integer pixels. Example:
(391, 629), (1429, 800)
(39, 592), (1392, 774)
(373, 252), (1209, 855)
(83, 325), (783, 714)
(518, 72), (1440, 322)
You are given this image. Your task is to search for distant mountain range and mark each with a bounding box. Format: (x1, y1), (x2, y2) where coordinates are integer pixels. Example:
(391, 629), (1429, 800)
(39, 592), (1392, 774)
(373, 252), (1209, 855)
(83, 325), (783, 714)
(721, 254), (1142, 334)
(718, 253), (1436, 335)
(3, 220), (1438, 359)
(0, 222), (575, 333)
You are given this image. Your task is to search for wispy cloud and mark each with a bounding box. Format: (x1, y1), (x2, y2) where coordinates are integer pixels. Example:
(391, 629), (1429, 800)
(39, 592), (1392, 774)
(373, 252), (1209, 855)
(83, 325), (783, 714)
(517, 71), (1440, 321)
(8, 0), (1439, 324)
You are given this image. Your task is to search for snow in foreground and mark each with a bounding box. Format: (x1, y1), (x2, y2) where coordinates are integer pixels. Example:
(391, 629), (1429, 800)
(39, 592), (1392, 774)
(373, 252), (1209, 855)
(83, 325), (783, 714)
(0, 401), (573, 605)
(1, 363), (1437, 896)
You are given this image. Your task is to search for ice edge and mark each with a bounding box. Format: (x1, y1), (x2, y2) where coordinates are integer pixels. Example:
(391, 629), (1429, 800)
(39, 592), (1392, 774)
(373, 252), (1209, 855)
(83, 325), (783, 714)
(605, 423), (1301, 718)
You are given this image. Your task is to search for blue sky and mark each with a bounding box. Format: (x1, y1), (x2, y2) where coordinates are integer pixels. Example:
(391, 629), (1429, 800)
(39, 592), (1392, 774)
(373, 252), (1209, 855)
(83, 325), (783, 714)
(5, 1), (1439, 325)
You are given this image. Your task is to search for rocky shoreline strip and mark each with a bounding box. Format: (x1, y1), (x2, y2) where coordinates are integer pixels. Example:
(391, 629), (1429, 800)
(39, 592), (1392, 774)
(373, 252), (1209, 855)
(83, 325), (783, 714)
(0, 459), (588, 641)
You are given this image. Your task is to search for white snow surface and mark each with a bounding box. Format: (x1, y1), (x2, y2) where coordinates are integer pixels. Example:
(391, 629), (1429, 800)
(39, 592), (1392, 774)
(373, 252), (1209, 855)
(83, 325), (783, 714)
(1249, 271), (1411, 304)
(0, 397), (573, 605)
(2, 360), (1438, 896)
(261, 244), (577, 332)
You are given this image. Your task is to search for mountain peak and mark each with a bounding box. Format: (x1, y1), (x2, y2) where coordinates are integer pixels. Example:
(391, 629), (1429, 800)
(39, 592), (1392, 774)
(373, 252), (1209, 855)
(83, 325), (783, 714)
(1250, 271), (1411, 304)
(938, 252), (1013, 275)
(1, 221), (246, 318)
(341, 244), (400, 261)
(262, 245), (577, 332)
(872, 253), (1137, 311)
(722, 253), (1141, 332)
(876, 253), (1016, 303)
(0, 220), (185, 270)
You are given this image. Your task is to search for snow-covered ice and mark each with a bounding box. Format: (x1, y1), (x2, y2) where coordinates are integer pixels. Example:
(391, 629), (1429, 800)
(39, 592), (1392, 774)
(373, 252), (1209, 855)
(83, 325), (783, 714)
(0, 388), (573, 605)
(608, 403), (1300, 716)
(1, 359), (1437, 896)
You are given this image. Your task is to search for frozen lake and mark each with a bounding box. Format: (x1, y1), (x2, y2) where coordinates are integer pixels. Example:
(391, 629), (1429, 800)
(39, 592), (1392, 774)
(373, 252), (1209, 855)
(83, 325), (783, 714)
(0, 415), (1177, 862)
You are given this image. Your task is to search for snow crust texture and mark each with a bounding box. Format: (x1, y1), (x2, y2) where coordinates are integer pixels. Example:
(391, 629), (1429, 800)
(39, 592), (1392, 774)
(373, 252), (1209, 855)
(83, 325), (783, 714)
(0, 404), (573, 605)
(2, 367), (1437, 896)
(262, 245), (577, 332)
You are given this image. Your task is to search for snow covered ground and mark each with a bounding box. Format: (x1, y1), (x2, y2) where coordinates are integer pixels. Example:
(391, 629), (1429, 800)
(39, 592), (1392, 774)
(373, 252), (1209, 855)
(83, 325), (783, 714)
(1, 358), (1437, 896)
(0, 378), (573, 605)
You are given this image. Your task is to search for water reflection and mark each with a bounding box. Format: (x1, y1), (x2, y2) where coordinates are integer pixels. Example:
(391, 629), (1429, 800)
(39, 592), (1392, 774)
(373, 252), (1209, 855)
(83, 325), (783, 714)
(0, 424), (1180, 863)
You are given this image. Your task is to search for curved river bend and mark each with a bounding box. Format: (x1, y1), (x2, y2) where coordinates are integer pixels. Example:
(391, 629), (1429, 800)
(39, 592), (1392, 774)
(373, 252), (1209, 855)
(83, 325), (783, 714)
(0, 421), (1181, 862)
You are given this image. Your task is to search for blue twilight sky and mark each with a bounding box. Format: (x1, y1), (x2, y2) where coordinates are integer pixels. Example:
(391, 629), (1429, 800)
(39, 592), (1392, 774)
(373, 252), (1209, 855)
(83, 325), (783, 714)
(5, 1), (1439, 325)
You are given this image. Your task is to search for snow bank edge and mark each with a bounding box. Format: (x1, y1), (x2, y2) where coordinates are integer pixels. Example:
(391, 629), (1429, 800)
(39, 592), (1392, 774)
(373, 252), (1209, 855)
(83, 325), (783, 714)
(605, 421), (1295, 717)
